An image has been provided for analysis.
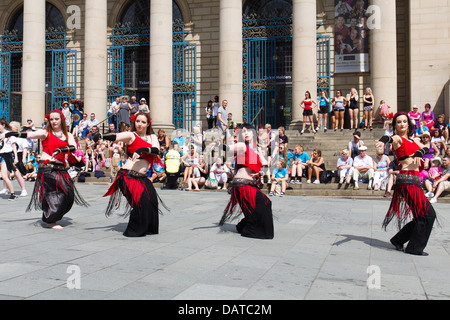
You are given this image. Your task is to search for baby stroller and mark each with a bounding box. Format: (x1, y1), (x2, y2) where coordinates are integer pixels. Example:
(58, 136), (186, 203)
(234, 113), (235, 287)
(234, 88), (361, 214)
(161, 149), (182, 190)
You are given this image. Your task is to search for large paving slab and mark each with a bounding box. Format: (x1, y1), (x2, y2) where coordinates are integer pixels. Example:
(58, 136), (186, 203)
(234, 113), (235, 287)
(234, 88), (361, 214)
(0, 182), (449, 301)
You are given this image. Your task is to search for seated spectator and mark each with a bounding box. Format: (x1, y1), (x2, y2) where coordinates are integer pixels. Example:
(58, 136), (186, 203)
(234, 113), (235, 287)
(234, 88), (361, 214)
(84, 147), (96, 172)
(415, 119), (429, 138)
(278, 143), (293, 176)
(182, 144), (199, 185)
(23, 118), (36, 131)
(190, 126), (204, 154)
(431, 129), (447, 155)
(421, 131), (439, 170)
(106, 122), (118, 134)
(209, 157), (229, 189)
(172, 129), (186, 147)
(306, 149), (325, 184)
(424, 157), (444, 198)
(84, 125), (101, 150)
(157, 129), (170, 150)
(432, 113), (448, 144)
(150, 153), (166, 183)
(269, 160), (289, 197)
(337, 149), (353, 186)
(348, 131), (364, 159)
(384, 159), (401, 197)
(118, 153), (127, 168)
(429, 155), (450, 203)
(372, 146), (390, 191)
(352, 146), (374, 190)
(82, 113), (99, 138)
(24, 150), (38, 181)
(186, 154), (209, 191)
(290, 145), (309, 184)
(73, 142), (86, 170)
(73, 113), (88, 137)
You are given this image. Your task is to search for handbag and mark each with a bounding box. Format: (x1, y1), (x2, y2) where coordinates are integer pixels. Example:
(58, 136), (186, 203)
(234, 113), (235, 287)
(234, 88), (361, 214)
(205, 177), (218, 189)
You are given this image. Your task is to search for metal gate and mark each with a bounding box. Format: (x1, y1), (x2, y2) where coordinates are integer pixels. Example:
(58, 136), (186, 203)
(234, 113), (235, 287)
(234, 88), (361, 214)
(173, 42), (197, 131)
(107, 46), (125, 108)
(244, 39), (277, 128)
(51, 49), (77, 110)
(0, 52), (11, 121)
(243, 16), (331, 128)
(109, 24), (197, 130)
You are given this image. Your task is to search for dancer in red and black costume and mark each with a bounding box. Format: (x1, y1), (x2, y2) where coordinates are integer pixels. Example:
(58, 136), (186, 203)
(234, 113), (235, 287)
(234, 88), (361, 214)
(0, 109), (88, 229)
(376, 112), (437, 255)
(214, 123), (274, 239)
(102, 112), (167, 237)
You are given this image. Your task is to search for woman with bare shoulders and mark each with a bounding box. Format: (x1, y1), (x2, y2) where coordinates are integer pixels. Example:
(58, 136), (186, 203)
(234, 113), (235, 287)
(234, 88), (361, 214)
(0, 110), (88, 229)
(102, 112), (167, 237)
(212, 123), (274, 239)
(376, 112), (437, 255)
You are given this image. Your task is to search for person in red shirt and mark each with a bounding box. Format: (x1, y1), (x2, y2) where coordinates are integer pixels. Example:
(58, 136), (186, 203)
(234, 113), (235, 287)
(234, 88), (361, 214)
(376, 112), (437, 255)
(102, 112), (167, 237)
(212, 123), (274, 239)
(1, 110), (88, 229)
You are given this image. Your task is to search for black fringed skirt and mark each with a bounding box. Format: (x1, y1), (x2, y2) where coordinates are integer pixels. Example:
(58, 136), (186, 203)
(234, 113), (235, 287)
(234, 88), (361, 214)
(27, 162), (88, 224)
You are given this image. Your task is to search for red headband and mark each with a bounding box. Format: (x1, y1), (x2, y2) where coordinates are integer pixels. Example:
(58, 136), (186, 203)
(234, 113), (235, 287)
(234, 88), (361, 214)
(131, 113), (152, 124)
(49, 109), (66, 120)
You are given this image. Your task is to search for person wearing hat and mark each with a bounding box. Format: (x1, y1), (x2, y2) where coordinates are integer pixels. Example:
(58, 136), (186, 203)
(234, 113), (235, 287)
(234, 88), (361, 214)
(61, 101), (73, 130)
(352, 145), (374, 190)
(138, 98), (149, 114)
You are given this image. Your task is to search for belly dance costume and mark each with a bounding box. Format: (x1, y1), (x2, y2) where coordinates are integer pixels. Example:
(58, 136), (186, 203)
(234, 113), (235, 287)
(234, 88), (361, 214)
(381, 136), (436, 255)
(219, 144), (274, 239)
(28, 133), (88, 224)
(104, 133), (166, 237)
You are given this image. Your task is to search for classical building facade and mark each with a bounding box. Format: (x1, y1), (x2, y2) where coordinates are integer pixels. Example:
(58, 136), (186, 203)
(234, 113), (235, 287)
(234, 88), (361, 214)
(0, 0), (448, 131)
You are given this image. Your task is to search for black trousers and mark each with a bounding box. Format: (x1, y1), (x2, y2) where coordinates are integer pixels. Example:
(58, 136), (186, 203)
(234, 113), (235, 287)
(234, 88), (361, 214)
(116, 173), (159, 237)
(234, 188), (274, 240)
(40, 167), (75, 224)
(390, 202), (436, 255)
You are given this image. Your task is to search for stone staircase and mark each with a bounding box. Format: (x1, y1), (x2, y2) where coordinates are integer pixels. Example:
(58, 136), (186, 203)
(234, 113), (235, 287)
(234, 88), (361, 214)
(75, 125), (450, 203)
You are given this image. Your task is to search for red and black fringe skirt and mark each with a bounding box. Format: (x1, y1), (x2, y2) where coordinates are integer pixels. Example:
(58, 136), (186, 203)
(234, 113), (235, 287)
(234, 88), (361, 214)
(27, 162), (88, 224)
(220, 178), (274, 239)
(383, 173), (431, 230)
(104, 169), (167, 237)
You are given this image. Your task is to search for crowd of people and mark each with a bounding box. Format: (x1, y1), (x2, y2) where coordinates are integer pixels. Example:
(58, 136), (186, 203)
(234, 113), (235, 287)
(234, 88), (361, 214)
(1, 99), (449, 251)
(1, 97), (449, 205)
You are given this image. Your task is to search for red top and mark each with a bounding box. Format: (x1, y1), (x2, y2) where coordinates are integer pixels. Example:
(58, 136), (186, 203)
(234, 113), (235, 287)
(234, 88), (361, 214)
(235, 144), (262, 173)
(128, 133), (163, 167)
(394, 136), (420, 160)
(42, 132), (75, 163)
(304, 100), (313, 110)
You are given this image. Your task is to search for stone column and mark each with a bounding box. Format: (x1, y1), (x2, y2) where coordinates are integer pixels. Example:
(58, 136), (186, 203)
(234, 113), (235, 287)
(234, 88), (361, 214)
(219, 0), (243, 123)
(84, 0), (108, 122)
(370, 0), (398, 113)
(22, 0), (46, 125)
(150, 0), (174, 130)
(291, 0), (317, 130)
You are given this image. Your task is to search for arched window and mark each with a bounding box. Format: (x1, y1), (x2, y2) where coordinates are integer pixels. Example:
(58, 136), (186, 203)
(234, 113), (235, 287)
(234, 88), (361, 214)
(243, 0), (292, 18)
(6, 2), (66, 33)
(119, 0), (184, 26)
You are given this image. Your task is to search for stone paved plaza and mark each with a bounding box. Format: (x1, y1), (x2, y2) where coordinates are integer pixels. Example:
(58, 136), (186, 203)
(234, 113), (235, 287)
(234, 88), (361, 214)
(0, 181), (450, 301)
